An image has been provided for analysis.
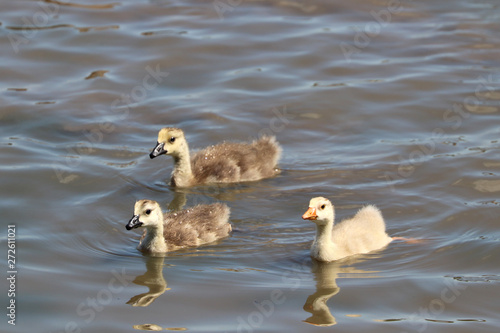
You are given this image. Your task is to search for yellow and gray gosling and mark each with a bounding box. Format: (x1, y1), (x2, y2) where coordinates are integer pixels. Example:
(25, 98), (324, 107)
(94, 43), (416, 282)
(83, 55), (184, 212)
(302, 197), (393, 262)
(126, 199), (231, 253)
(149, 127), (282, 187)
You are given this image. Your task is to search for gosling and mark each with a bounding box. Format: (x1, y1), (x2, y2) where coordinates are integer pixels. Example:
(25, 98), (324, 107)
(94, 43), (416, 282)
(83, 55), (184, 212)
(149, 127), (282, 187)
(126, 199), (231, 253)
(302, 197), (393, 262)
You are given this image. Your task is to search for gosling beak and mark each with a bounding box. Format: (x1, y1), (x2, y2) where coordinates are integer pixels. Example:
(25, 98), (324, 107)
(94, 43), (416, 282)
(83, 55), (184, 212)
(302, 207), (317, 220)
(149, 142), (167, 159)
(126, 215), (143, 230)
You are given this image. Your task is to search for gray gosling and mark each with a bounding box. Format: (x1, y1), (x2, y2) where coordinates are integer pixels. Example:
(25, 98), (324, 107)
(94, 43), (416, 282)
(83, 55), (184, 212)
(126, 199), (231, 253)
(149, 127), (282, 187)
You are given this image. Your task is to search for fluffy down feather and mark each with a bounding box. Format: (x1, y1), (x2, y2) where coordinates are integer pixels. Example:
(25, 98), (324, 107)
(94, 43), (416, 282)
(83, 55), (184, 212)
(126, 199), (231, 253)
(302, 197), (392, 262)
(150, 127), (282, 187)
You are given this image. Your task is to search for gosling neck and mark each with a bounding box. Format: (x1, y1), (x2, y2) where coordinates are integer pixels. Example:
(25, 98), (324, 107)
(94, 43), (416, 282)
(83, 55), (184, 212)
(141, 220), (167, 253)
(312, 216), (338, 261)
(315, 221), (334, 248)
(170, 142), (193, 187)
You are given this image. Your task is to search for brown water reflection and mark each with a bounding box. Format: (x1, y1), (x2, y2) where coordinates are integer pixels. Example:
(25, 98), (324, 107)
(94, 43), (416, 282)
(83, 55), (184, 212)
(127, 256), (169, 307)
(303, 258), (380, 327)
(303, 261), (342, 326)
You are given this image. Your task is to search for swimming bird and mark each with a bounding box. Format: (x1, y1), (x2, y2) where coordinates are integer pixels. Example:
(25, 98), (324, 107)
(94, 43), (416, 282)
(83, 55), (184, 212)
(149, 127), (282, 187)
(302, 197), (393, 262)
(126, 199), (231, 253)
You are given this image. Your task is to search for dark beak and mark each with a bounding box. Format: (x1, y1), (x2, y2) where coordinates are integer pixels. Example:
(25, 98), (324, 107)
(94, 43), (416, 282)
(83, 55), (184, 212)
(126, 215), (143, 230)
(150, 142), (166, 159)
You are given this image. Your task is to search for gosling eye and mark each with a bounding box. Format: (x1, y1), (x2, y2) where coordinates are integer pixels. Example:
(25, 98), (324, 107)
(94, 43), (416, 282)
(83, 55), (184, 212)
(169, 137), (176, 143)
(145, 209), (151, 215)
(320, 204), (326, 210)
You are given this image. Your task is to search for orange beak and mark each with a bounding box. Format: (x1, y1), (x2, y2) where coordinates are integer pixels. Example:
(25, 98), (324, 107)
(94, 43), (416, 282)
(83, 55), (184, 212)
(302, 207), (317, 220)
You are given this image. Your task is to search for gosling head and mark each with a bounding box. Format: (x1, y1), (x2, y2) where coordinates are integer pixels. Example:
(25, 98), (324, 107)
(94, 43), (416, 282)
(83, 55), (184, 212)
(302, 197), (334, 226)
(150, 127), (186, 159)
(126, 200), (163, 230)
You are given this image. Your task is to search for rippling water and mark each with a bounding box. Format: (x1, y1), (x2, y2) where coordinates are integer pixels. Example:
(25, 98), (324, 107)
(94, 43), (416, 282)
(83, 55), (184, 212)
(1, 0), (500, 332)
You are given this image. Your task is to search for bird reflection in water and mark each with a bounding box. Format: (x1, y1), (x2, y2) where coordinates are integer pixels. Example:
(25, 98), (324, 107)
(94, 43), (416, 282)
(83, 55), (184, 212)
(127, 256), (169, 307)
(167, 191), (187, 211)
(303, 257), (374, 326)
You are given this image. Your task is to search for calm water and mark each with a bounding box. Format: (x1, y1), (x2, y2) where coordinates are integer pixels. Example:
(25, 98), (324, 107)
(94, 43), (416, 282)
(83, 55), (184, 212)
(1, 0), (499, 332)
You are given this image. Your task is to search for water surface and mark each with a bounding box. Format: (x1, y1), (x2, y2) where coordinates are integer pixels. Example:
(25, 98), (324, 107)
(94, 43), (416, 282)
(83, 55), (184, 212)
(1, 0), (499, 332)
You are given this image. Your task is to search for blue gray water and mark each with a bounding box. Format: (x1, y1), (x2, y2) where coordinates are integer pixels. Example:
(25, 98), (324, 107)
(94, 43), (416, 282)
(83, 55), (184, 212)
(1, 0), (499, 332)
